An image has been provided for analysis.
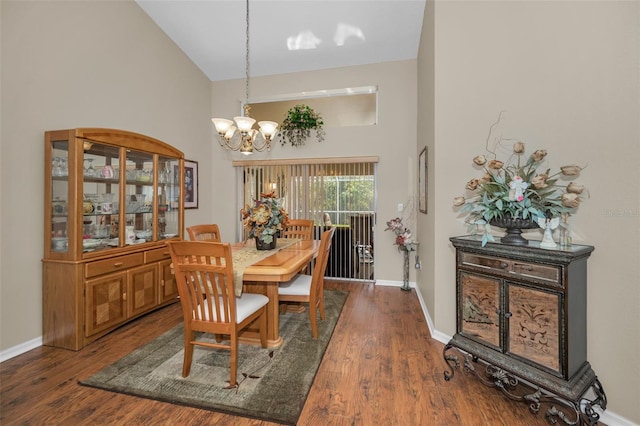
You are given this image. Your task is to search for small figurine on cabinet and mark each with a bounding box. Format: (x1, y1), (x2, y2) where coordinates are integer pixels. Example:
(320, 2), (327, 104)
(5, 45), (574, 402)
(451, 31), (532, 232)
(537, 216), (560, 249)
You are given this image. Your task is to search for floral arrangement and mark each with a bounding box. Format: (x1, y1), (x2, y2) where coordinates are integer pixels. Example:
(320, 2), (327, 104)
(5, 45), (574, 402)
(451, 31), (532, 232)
(241, 191), (290, 244)
(385, 217), (418, 252)
(453, 123), (586, 245)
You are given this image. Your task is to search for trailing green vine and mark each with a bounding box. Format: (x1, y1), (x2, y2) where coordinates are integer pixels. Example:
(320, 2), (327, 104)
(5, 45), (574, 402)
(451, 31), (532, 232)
(279, 104), (325, 147)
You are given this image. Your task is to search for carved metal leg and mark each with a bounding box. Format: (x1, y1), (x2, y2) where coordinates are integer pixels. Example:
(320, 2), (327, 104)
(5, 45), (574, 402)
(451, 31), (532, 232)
(443, 347), (607, 426)
(442, 343), (460, 381)
(579, 378), (607, 426)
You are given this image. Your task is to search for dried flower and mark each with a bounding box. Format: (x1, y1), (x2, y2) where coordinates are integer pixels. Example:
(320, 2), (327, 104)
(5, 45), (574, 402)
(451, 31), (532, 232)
(465, 178), (481, 190)
(566, 182), (584, 194)
(473, 155), (487, 166)
(487, 160), (504, 170)
(513, 141), (525, 154)
(561, 165), (583, 176)
(530, 149), (548, 162)
(453, 196), (466, 207)
(531, 173), (549, 189)
(480, 173), (492, 183)
(561, 193), (581, 208)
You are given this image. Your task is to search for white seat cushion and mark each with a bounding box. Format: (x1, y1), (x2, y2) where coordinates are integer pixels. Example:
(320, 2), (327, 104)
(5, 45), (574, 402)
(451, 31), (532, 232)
(196, 293), (268, 323)
(278, 274), (312, 296)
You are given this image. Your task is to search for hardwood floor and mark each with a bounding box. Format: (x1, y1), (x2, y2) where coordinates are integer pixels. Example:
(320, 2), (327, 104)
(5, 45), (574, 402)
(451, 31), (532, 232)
(1, 282), (587, 425)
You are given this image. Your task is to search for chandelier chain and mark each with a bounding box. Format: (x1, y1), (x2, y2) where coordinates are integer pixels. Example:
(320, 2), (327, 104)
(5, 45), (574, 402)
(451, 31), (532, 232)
(211, 0), (277, 154)
(244, 0), (250, 108)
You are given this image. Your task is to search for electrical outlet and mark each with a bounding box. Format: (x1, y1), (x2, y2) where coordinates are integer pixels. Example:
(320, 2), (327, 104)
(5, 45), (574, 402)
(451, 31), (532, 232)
(397, 203), (403, 212)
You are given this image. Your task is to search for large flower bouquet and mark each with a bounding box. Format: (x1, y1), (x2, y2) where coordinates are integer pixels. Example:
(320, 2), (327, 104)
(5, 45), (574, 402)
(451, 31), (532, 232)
(453, 126), (586, 245)
(241, 191), (290, 244)
(385, 217), (418, 252)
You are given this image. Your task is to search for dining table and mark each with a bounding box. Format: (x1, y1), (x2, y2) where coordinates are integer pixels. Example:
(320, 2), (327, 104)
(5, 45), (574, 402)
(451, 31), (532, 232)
(233, 238), (320, 348)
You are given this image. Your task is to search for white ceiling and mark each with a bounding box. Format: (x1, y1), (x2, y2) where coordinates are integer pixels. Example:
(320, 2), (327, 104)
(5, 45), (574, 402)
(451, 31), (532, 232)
(136, 0), (426, 82)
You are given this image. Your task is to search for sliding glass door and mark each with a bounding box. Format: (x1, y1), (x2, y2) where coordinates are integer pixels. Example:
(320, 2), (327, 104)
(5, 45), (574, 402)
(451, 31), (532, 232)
(235, 158), (377, 281)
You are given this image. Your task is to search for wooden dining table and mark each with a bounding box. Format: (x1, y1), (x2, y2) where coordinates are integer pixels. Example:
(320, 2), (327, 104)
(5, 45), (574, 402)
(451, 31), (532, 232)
(234, 238), (320, 348)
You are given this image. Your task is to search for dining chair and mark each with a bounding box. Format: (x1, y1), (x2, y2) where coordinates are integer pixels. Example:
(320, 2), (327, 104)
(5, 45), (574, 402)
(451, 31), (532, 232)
(282, 218), (314, 240)
(166, 240), (268, 387)
(187, 224), (222, 242)
(278, 227), (335, 339)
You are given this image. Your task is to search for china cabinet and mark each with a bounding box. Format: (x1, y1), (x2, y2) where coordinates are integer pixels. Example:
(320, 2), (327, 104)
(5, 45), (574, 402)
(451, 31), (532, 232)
(43, 128), (184, 350)
(444, 236), (606, 425)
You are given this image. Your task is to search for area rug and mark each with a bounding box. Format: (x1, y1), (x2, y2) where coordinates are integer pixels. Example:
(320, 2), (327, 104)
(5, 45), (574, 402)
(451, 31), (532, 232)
(80, 290), (348, 425)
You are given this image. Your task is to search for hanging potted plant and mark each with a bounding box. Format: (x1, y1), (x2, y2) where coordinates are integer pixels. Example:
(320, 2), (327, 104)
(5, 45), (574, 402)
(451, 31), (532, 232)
(279, 104), (325, 147)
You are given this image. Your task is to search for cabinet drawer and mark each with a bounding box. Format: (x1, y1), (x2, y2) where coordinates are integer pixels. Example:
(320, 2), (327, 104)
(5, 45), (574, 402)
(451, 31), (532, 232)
(145, 246), (171, 263)
(85, 253), (144, 278)
(461, 252), (560, 285)
(511, 260), (560, 284)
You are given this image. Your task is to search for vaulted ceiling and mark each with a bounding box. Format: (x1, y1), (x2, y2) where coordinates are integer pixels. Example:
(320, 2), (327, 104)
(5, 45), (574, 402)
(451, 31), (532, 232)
(136, 0), (426, 82)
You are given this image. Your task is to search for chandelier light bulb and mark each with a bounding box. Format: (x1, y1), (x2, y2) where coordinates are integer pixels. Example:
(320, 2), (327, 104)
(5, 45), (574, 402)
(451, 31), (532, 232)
(234, 116), (256, 133)
(258, 121), (278, 140)
(212, 118), (234, 135)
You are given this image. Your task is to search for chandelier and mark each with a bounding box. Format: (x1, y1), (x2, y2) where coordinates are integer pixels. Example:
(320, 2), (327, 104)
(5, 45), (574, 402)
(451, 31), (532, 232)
(211, 0), (278, 155)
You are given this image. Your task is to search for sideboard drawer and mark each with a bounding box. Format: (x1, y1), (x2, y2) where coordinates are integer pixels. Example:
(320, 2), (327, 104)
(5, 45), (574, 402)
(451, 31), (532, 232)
(145, 246), (171, 263)
(511, 260), (560, 284)
(461, 252), (561, 286)
(85, 253), (144, 278)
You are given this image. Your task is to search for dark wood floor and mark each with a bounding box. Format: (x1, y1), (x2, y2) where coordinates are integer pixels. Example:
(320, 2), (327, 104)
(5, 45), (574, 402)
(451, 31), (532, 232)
(1, 282), (585, 425)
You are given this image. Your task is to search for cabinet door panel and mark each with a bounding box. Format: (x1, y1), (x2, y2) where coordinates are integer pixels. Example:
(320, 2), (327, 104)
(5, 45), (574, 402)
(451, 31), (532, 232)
(159, 259), (179, 303)
(85, 272), (127, 337)
(128, 264), (158, 317)
(507, 284), (561, 375)
(459, 272), (500, 348)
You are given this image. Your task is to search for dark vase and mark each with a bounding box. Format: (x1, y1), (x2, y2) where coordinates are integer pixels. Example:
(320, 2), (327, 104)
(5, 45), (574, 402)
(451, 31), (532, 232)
(489, 215), (539, 246)
(255, 236), (277, 250)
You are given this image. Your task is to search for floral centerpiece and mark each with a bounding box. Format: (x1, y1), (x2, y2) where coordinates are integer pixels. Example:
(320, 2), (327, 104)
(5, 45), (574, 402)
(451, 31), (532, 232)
(241, 191), (290, 249)
(385, 217), (419, 252)
(453, 127), (586, 246)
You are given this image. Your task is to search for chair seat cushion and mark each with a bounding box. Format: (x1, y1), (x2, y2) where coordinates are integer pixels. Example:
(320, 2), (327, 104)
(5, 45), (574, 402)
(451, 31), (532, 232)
(278, 274), (312, 296)
(197, 293), (268, 323)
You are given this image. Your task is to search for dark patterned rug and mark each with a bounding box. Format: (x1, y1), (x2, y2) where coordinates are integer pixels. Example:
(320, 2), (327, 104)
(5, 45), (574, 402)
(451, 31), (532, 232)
(80, 290), (348, 425)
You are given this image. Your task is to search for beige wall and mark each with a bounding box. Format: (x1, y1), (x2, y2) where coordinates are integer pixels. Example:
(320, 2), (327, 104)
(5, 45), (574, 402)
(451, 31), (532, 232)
(211, 60), (419, 283)
(2, 0), (638, 423)
(426, 1), (640, 423)
(0, 0), (212, 351)
(416, 0), (436, 327)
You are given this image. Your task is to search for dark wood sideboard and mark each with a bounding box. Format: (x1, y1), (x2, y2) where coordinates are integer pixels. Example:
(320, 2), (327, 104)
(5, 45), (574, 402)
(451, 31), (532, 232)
(444, 235), (606, 425)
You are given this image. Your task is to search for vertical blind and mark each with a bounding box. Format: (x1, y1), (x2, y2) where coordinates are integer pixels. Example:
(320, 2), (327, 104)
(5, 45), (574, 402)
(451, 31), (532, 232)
(234, 157), (378, 281)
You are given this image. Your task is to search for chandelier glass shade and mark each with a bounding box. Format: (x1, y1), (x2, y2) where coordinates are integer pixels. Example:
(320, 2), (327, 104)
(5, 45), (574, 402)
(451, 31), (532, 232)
(212, 0), (278, 155)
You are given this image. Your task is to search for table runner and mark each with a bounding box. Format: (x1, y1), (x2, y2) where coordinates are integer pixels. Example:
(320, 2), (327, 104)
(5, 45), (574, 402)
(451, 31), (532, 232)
(232, 238), (300, 296)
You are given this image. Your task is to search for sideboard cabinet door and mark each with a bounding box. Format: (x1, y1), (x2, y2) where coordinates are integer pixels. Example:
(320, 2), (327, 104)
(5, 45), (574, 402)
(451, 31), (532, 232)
(506, 282), (562, 377)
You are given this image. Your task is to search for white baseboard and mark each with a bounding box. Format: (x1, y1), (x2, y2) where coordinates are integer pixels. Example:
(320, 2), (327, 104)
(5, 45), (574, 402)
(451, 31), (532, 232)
(0, 336), (42, 363)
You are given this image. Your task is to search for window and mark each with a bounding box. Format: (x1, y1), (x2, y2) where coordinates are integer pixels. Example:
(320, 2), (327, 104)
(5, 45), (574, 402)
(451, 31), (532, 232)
(247, 86), (378, 128)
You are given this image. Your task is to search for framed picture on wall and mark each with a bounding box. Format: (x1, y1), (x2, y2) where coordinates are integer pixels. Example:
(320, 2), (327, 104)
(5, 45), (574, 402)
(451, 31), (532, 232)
(419, 147), (427, 214)
(184, 159), (198, 209)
